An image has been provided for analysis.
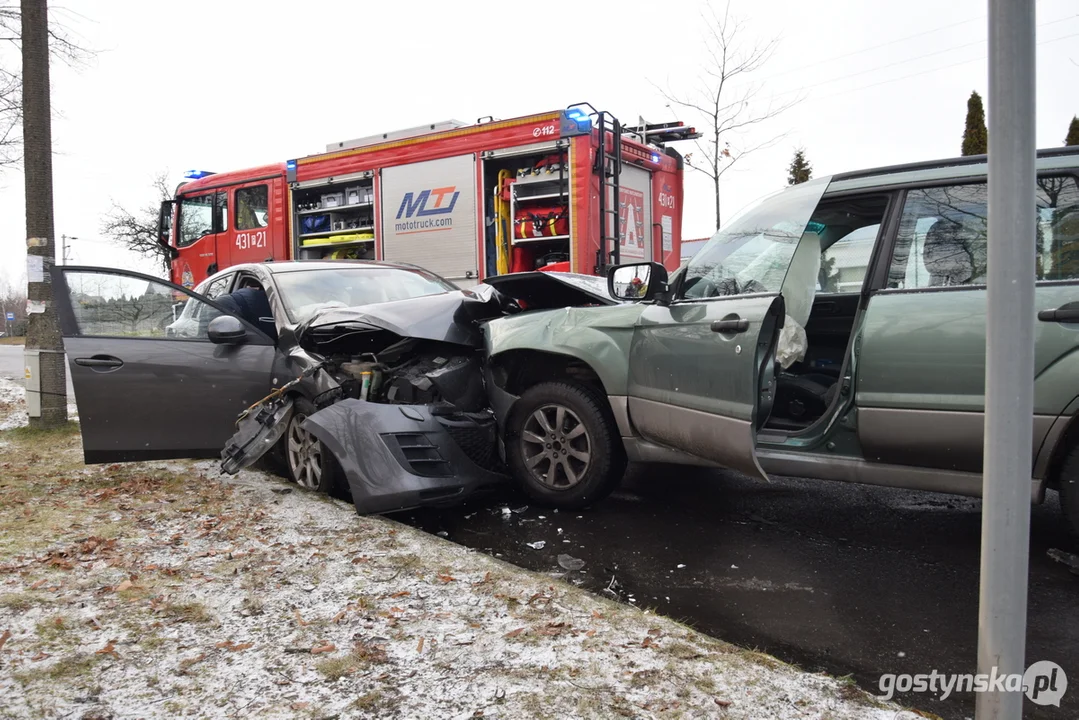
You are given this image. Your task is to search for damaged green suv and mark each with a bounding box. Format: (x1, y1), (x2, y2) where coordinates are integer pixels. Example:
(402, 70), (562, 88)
(484, 147), (1079, 532)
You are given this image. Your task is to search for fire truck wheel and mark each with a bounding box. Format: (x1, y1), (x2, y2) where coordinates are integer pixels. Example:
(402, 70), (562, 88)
(507, 381), (625, 509)
(285, 396), (348, 499)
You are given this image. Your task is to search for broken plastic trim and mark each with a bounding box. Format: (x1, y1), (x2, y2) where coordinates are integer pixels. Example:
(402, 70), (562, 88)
(221, 396), (293, 474)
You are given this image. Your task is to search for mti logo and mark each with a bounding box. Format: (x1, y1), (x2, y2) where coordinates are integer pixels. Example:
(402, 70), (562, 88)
(396, 186), (459, 219)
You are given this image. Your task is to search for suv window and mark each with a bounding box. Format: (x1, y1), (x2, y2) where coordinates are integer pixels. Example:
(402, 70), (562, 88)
(887, 176), (1079, 289)
(681, 179), (829, 299)
(819, 224), (879, 293)
(236, 185), (269, 230)
(1037, 175), (1079, 280)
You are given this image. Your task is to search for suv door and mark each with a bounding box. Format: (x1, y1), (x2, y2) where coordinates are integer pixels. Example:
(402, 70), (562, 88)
(626, 178), (831, 478)
(51, 266), (276, 463)
(855, 174), (1079, 475)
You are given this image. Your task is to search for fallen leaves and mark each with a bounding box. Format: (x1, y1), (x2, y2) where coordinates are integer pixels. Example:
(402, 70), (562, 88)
(310, 642), (336, 654)
(95, 640), (119, 658)
(293, 609), (308, 626)
(215, 640), (254, 652)
(0, 629), (11, 652)
(436, 573), (456, 583)
(416, 637), (425, 653)
(504, 627), (525, 639)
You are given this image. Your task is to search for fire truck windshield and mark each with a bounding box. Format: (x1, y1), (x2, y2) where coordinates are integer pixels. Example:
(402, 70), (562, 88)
(274, 267), (455, 323)
(177, 194), (215, 247)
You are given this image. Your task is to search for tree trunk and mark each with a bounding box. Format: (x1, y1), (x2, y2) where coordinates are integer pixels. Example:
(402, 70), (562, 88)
(21, 0), (67, 428)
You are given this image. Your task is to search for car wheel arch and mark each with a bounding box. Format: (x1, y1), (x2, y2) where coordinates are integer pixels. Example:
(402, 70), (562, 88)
(489, 349), (609, 401)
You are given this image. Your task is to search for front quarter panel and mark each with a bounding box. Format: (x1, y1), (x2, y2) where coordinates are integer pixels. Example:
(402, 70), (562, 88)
(484, 304), (648, 395)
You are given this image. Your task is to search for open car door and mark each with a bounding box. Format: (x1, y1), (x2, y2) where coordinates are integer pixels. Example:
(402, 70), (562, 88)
(50, 266), (277, 463)
(625, 178), (830, 479)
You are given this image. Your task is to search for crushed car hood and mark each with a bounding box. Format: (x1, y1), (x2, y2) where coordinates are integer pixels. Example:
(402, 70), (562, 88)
(483, 271), (618, 310)
(296, 283), (507, 348)
(296, 271), (619, 349)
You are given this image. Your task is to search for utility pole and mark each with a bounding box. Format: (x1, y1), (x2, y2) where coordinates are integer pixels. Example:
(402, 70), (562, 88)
(976, 1), (1036, 718)
(21, 0), (67, 428)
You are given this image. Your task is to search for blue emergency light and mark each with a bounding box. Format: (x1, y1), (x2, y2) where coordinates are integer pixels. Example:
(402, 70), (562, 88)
(651, 153), (661, 163)
(183, 170), (215, 179)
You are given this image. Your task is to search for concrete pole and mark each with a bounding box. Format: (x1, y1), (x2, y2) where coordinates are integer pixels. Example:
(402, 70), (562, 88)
(976, 1), (1036, 718)
(21, 0), (67, 427)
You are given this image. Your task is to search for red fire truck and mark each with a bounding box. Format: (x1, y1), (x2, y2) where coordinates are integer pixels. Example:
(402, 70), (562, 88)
(158, 103), (699, 289)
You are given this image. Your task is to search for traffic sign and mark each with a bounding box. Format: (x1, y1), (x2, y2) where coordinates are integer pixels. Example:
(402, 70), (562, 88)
(4, 312), (13, 321)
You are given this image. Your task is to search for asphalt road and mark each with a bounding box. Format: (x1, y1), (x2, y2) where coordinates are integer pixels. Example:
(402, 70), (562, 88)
(398, 464), (1079, 720)
(0, 343), (75, 395)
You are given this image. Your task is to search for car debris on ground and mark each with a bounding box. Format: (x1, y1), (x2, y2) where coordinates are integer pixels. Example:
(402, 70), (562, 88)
(0, 379), (926, 719)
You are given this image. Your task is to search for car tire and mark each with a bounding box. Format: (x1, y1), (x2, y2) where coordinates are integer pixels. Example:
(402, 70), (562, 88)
(1058, 444), (1079, 539)
(507, 381), (625, 509)
(284, 396), (347, 498)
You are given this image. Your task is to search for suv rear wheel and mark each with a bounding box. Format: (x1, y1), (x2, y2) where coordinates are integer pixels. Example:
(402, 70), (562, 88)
(507, 381), (625, 509)
(1058, 444), (1079, 539)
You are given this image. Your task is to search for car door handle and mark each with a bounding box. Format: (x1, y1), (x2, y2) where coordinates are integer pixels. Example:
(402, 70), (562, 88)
(711, 318), (749, 334)
(74, 355), (123, 368)
(1037, 305), (1079, 323)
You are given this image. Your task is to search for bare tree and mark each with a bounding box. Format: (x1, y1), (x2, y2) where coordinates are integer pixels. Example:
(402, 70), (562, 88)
(0, 0), (90, 170)
(100, 171), (174, 276)
(657, 1), (798, 229)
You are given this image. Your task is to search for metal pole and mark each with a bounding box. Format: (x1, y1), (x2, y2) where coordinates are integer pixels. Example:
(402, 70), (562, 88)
(976, 1), (1036, 718)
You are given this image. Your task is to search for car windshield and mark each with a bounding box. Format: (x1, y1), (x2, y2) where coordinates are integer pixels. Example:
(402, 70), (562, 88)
(274, 267), (456, 322)
(681, 177), (831, 299)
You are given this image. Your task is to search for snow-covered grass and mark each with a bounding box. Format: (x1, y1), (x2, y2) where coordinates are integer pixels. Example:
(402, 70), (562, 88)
(0, 377), (77, 432)
(0, 378), (929, 719)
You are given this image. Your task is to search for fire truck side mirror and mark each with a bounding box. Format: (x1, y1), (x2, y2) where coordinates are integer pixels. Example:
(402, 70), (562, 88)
(158, 200), (179, 259)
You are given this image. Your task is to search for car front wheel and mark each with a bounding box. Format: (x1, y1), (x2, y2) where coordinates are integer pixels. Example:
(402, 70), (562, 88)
(285, 396), (345, 497)
(507, 381), (625, 509)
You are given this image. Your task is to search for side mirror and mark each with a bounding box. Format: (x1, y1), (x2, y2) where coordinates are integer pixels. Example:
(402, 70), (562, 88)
(158, 200), (179, 259)
(208, 315), (248, 345)
(607, 262), (669, 302)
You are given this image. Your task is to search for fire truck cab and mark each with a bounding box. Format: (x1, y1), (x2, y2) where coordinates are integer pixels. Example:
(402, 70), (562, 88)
(160, 104), (700, 289)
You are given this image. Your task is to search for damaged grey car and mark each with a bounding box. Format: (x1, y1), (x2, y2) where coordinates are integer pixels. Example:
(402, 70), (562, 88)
(49, 262), (617, 514)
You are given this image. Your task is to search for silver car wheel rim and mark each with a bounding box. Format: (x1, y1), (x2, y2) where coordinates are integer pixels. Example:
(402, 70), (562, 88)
(287, 413), (323, 490)
(520, 403), (591, 490)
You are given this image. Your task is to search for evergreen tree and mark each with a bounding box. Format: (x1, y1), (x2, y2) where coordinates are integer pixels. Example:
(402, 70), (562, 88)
(787, 148), (812, 185)
(1066, 116), (1079, 146)
(961, 91), (988, 156)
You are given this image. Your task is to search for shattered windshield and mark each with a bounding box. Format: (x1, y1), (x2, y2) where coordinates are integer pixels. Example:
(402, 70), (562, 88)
(681, 177), (830, 299)
(274, 267), (456, 323)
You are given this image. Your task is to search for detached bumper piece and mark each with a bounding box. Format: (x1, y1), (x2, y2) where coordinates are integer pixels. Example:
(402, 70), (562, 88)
(301, 399), (507, 514)
(220, 397), (293, 475)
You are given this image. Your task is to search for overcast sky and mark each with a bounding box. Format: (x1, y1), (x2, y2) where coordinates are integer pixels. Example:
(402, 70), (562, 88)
(0, 0), (1076, 287)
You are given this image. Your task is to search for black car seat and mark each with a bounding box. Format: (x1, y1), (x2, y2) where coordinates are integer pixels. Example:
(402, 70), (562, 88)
(922, 219), (974, 286)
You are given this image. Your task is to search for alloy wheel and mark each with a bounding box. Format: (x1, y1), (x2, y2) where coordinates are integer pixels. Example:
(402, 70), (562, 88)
(519, 403), (592, 489)
(287, 413), (324, 490)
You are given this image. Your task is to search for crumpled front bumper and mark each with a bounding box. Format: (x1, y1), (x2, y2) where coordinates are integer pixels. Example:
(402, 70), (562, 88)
(301, 399), (507, 514)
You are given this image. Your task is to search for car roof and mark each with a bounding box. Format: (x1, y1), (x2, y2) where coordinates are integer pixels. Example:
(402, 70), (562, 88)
(200, 259), (433, 286)
(825, 145), (1079, 194)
